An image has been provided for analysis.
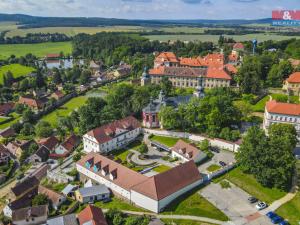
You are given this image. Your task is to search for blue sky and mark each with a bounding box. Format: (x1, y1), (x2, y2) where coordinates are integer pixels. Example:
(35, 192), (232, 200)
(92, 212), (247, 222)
(0, 0), (299, 19)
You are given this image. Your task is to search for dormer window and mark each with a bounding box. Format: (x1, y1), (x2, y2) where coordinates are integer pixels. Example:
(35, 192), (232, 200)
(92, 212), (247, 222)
(85, 158), (94, 169)
(93, 162), (101, 172)
(101, 165), (109, 176)
(109, 169), (117, 180)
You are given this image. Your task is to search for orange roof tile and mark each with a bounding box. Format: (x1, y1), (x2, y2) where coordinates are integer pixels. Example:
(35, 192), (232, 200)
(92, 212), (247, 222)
(225, 64), (238, 74)
(286, 72), (300, 83)
(171, 140), (201, 160)
(207, 66), (232, 80)
(78, 205), (107, 225)
(155, 52), (179, 63)
(266, 100), (300, 116)
(233, 42), (244, 50)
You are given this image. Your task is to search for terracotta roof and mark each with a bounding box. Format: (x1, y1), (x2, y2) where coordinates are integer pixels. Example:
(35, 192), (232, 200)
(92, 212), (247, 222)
(266, 100), (300, 116)
(19, 96), (45, 109)
(149, 66), (207, 78)
(132, 161), (201, 200)
(0, 102), (14, 115)
(77, 153), (148, 191)
(11, 176), (40, 197)
(51, 90), (65, 99)
(171, 140), (201, 161)
(46, 53), (60, 58)
(78, 205), (107, 225)
(61, 134), (80, 152)
(179, 57), (203, 67)
(225, 64), (238, 74)
(39, 136), (59, 151)
(206, 66), (232, 80)
(233, 42), (244, 49)
(38, 185), (64, 206)
(12, 205), (48, 222)
(286, 72), (300, 83)
(87, 116), (140, 144)
(155, 52), (179, 63)
(228, 53), (238, 62)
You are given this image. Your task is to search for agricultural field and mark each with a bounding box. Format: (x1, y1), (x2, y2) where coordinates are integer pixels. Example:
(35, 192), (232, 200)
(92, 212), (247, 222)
(144, 33), (300, 43)
(0, 42), (72, 59)
(0, 21), (18, 32)
(0, 64), (35, 84)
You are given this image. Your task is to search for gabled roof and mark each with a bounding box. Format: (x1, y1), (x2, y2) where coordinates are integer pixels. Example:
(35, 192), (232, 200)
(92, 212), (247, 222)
(86, 116), (140, 144)
(39, 136), (60, 151)
(61, 134), (80, 152)
(11, 176), (40, 197)
(131, 160), (201, 201)
(233, 42), (244, 50)
(225, 64), (238, 74)
(78, 205), (108, 225)
(77, 185), (109, 198)
(207, 66), (232, 80)
(38, 185), (64, 206)
(46, 214), (77, 225)
(266, 100), (300, 116)
(286, 72), (300, 83)
(171, 140), (201, 161)
(19, 96), (45, 109)
(12, 205), (48, 222)
(34, 146), (50, 161)
(155, 52), (179, 63)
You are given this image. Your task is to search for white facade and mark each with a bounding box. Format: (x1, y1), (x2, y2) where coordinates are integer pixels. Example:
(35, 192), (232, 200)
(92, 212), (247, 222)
(171, 150), (205, 163)
(83, 128), (141, 153)
(263, 110), (300, 137)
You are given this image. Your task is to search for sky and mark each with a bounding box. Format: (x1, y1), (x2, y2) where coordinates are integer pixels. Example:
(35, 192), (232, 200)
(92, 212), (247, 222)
(0, 0), (299, 20)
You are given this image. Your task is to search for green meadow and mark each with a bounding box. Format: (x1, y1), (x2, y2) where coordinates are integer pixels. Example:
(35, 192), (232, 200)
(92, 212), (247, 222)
(0, 64), (35, 84)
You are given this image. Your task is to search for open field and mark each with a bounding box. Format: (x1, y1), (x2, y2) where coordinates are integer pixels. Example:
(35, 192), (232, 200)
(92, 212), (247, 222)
(41, 95), (87, 127)
(144, 33), (300, 43)
(0, 21), (18, 32)
(276, 192), (300, 225)
(213, 167), (286, 204)
(149, 135), (180, 147)
(0, 64), (35, 84)
(0, 42), (72, 59)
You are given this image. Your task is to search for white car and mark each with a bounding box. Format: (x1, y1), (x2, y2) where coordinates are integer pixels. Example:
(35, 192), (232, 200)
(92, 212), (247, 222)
(255, 202), (267, 210)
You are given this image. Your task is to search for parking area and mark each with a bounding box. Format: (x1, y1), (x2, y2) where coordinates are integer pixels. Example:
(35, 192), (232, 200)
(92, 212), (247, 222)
(201, 182), (273, 225)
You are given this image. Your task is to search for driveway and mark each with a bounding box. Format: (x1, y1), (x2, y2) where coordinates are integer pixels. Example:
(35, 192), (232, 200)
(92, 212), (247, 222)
(201, 182), (273, 225)
(198, 149), (236, 173)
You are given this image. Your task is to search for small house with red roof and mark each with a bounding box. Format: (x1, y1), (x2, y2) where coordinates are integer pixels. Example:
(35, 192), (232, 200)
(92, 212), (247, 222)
(263, 100), (300, 138)
(18, 96), (47, 111)
(171, 140), (207, 163)
(77, 205), (108, 225)
(232, 42), (244, 56)
(55, 134), (80, 155)
(283, 72), (300, 93)
(50, 90), (65, 101)
(83, 116), (141, 153)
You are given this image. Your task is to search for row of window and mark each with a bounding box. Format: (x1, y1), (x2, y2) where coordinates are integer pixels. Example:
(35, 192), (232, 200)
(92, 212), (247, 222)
(270, 115), (298, 123)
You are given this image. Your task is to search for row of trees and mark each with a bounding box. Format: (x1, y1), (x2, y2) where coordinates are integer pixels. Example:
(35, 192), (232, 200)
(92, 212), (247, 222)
(237, 124), (297, 190)
(0, 33), (71, 44)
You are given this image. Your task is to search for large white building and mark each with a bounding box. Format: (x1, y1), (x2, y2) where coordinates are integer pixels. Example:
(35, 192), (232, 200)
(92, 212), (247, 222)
(263, 100), (300, 138)
(76, 153), (203, 213)
(83, 116), (141, 153)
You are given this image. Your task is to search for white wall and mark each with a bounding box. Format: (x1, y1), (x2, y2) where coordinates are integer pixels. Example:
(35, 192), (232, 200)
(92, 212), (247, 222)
(130, 191), (159, 213)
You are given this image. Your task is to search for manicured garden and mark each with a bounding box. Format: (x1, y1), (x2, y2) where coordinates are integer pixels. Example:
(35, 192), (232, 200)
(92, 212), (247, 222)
(206, 164), (221, 172)
(149, 135), (180, 147)
(42, 95), (88, 127)
(153, 164), (171, 173)
(163, 187), (229, 221)
(0, 64), (35, 84)
(275, 192), (300, 225)
(214, 167), (286, 204)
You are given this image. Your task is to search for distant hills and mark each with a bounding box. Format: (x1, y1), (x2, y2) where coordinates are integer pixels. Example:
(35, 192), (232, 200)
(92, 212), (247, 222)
(0, 13), (272, 28)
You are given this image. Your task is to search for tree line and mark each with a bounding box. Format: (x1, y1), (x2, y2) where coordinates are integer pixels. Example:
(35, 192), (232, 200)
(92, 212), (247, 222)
(0, 33), (71, 44)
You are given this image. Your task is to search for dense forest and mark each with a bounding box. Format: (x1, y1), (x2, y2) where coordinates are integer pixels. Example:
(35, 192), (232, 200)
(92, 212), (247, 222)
(0, 33), (71, 44)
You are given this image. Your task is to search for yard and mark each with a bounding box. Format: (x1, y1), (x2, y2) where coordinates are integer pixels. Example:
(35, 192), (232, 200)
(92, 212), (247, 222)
(150, 135), (180, 147)
(163, 187), (229, 221)
(42, 95), (88, 127)
(0, 42), (72, 59)
(213, 167), (286, 204)
(0, 113), (21, 130)
(275, 192), (300, 225)
(153, 164), (171, 173)
(206, 164), (221, 172)
(0, 64), (35, 84)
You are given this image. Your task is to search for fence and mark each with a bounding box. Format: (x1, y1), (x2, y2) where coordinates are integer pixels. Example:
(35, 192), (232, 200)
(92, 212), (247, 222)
(143, 128), (240, 152)
(206, 163), (236, 181)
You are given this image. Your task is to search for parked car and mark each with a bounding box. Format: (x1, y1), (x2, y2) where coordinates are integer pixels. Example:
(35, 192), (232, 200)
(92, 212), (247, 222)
(219, 161), (227, 167)
(266, 211), (277, 219)
(271, 215), (283, 224)
(211, 147), (220, 153)
(248, 196), (258, 204)
(256, 202), (267, 210)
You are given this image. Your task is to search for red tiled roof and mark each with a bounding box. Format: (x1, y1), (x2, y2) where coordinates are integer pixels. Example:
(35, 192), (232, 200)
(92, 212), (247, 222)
(207, 66), (232, 80)
(51, 90), (65, 99)
(87, 116), (140, 144)
(46, 53), (60, 58)
(131, 160), (201, 200)
(171, 140), (201, 161)
(179, 57), (203, 67)
(266, 100), (300, 116)
(78, 205), (107, 225)
(286, 72), (300, 83)
(38, 185), (64, 206)
(155, 52), (179, 63)
(61, 134), (80, 152)
(233, 42), (244, 49)
(0, 102), (14, 115)
(77, 153), (148, 191)
(39, 136), (59, 151)
(19, 96), (44, 109)
(225, 64), (238, 74)
(228, 53), (238, 62)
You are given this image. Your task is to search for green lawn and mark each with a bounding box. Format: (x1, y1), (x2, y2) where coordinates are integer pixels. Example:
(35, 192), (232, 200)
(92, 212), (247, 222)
(0, 117), (10, 124)
(153, 164), (171, 173)
(0, 42), (72, 59)
(94, 196), (147, 212)
(276, 192), (300, 225)
(206, 164), (221, 172)
(0, 64), (35, 84)
(0, 113), (21, 130)
(42, 95), (87, 127)
(113, 140), (143, 162)
(163, 187), (228, 221)
(162, 219), (217, 225)
(214, 167), (286, 204)
(150, 135), (180, 147)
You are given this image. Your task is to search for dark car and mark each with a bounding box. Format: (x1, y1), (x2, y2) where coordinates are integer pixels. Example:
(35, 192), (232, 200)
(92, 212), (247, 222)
(266, 211), (277, 219)
(248, 196), (258, 204)
(219, 161), (227, 167)
(271, 215), (283, 224)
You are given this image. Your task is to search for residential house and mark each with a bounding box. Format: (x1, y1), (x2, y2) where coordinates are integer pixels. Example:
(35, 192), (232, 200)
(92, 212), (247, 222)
(12, 205), (48, 225)
(0, 102), (14, 116)
(46, 214), (77, 225)
(171, 140), (207, 163)
(76, 153), (203, 213)
(0, 144), (11, 165)
(90, 60), (103, 74)
(75, 185), (110, 204)
(113, 64), (132, 78)
(263, 100), (300, 138)
(18, 96), (46, 111)
(29, 146), (50, 163)
(232, 42), (244, 56)
(283, 72), (300, 94)
(61, 184), (78, 197)
(83, 116), (141, 153)
(38, 185), (66, 210)
(77, 205), (108, 225)
(51, 90), (65, 101)
(38, 136), (60, 152)
(6, 140), (36, 158)
(0, 127), (16, 138)
(55, 134), (80, 156)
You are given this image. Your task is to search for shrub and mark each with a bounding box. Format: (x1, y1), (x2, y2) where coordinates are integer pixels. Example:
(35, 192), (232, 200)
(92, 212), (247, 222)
(220, 180), (231, 189)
